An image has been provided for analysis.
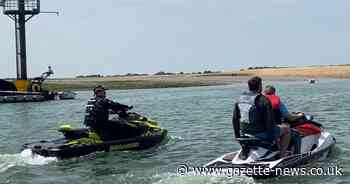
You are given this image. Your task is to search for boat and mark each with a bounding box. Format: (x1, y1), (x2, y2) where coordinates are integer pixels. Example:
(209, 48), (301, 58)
(58, 91), (77, 100)
(309, 79), (316, 84)
(204, 114), (336, 178)
(0, 67), (56, 103)
(0, 92), (45, 103)
(22, 112), (168, 159)
(0, 90), (54, 103)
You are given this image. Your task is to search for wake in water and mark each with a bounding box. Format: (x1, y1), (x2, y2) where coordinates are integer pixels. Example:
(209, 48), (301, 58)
(166, 135), (184, 145)
(170, 135), (184, 141)
(0, 149), (57, 173)
(151, 172), (256, 184)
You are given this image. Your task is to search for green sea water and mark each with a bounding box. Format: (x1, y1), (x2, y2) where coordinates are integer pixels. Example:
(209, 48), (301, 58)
(0, 78), (349, 184)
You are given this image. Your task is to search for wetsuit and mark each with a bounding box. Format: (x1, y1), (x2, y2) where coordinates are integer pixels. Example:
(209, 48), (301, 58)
(84, 96), (136, 140)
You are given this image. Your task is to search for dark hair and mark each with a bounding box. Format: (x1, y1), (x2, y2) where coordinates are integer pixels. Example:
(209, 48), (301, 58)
(93, 85), (106, 94)
(248, 76), (262, 92)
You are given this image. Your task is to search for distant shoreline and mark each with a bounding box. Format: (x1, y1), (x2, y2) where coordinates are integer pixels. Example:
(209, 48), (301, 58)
(43, 75), (240, 91)
(232, 65), (350, 78)
(22, 65), (350, 91)
(42, 75), (303, 91)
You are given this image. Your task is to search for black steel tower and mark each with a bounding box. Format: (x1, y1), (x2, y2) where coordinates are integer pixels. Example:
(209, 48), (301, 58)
(2, 0), (40, 81)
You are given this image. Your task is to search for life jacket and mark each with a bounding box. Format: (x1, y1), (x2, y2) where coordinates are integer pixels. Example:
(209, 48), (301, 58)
(84, 96), (114, 129)
(264, 94), (281, 110)
(238, 91), (264, 134)
(84, 97), (97, 127)
(264, 94), (282, 123)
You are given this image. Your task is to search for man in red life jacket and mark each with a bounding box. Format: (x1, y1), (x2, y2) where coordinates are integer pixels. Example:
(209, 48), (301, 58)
(263, 85), (289, 123)
(264, 85), (301, 155)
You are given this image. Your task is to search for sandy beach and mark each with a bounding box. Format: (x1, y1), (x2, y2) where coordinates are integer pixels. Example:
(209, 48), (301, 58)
(233, 65), (350, 78)
(44, 65), (350, 91)
(44, 75), (242, 91)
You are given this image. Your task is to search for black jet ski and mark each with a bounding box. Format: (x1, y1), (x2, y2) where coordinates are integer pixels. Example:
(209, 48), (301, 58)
(205, 114), (336, 178)
(22, 112), (168, 159)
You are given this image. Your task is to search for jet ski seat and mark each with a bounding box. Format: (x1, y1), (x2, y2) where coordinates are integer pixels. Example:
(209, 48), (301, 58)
(236, 134), (279, 151)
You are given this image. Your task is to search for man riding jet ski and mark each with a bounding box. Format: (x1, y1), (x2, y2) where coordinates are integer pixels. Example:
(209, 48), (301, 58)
(22, 86), (167, 158)
(232, 77), (291, 157)
(205, 77), (336, 178)
(84, 85), (138, 141)
(263, 85), (302, 155)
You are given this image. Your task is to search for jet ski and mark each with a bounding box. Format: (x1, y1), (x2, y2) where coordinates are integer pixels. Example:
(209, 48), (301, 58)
(205, 114), (336, 178)
(22, 112), (168, 159)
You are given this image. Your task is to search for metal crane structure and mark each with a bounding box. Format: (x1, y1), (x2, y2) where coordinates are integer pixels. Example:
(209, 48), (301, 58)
(0, 1), (69, 103)
(1, 0), (57, 91)
(1, 0), (41, 91)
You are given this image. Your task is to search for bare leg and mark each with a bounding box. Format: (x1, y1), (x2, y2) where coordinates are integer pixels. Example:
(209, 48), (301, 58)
(279, 125), (291, 157)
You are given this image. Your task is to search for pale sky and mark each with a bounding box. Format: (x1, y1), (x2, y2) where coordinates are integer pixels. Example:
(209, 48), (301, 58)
(0, 0), (349, 78)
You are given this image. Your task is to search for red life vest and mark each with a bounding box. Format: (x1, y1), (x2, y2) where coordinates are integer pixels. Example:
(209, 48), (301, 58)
(264, 94), (281, 110)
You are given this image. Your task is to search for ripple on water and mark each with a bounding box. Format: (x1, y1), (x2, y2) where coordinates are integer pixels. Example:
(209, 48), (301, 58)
(151, 172), (257, 184)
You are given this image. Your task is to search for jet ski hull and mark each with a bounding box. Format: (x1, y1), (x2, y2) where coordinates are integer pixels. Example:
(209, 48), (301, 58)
(22, 129), (167, 159)
(205, 130), (336, 178)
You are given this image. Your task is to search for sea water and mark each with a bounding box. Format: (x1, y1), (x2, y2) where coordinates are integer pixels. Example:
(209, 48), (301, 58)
(0, 78), (349, 184)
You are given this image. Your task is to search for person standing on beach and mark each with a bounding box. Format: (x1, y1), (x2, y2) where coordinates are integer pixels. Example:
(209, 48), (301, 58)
(232, 76), (291, 157)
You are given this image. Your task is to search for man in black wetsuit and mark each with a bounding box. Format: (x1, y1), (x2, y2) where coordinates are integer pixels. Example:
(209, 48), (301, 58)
(84, 85), (134, 140)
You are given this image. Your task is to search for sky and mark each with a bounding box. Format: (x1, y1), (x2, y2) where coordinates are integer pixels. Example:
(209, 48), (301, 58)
(0, 0), (350, 78)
